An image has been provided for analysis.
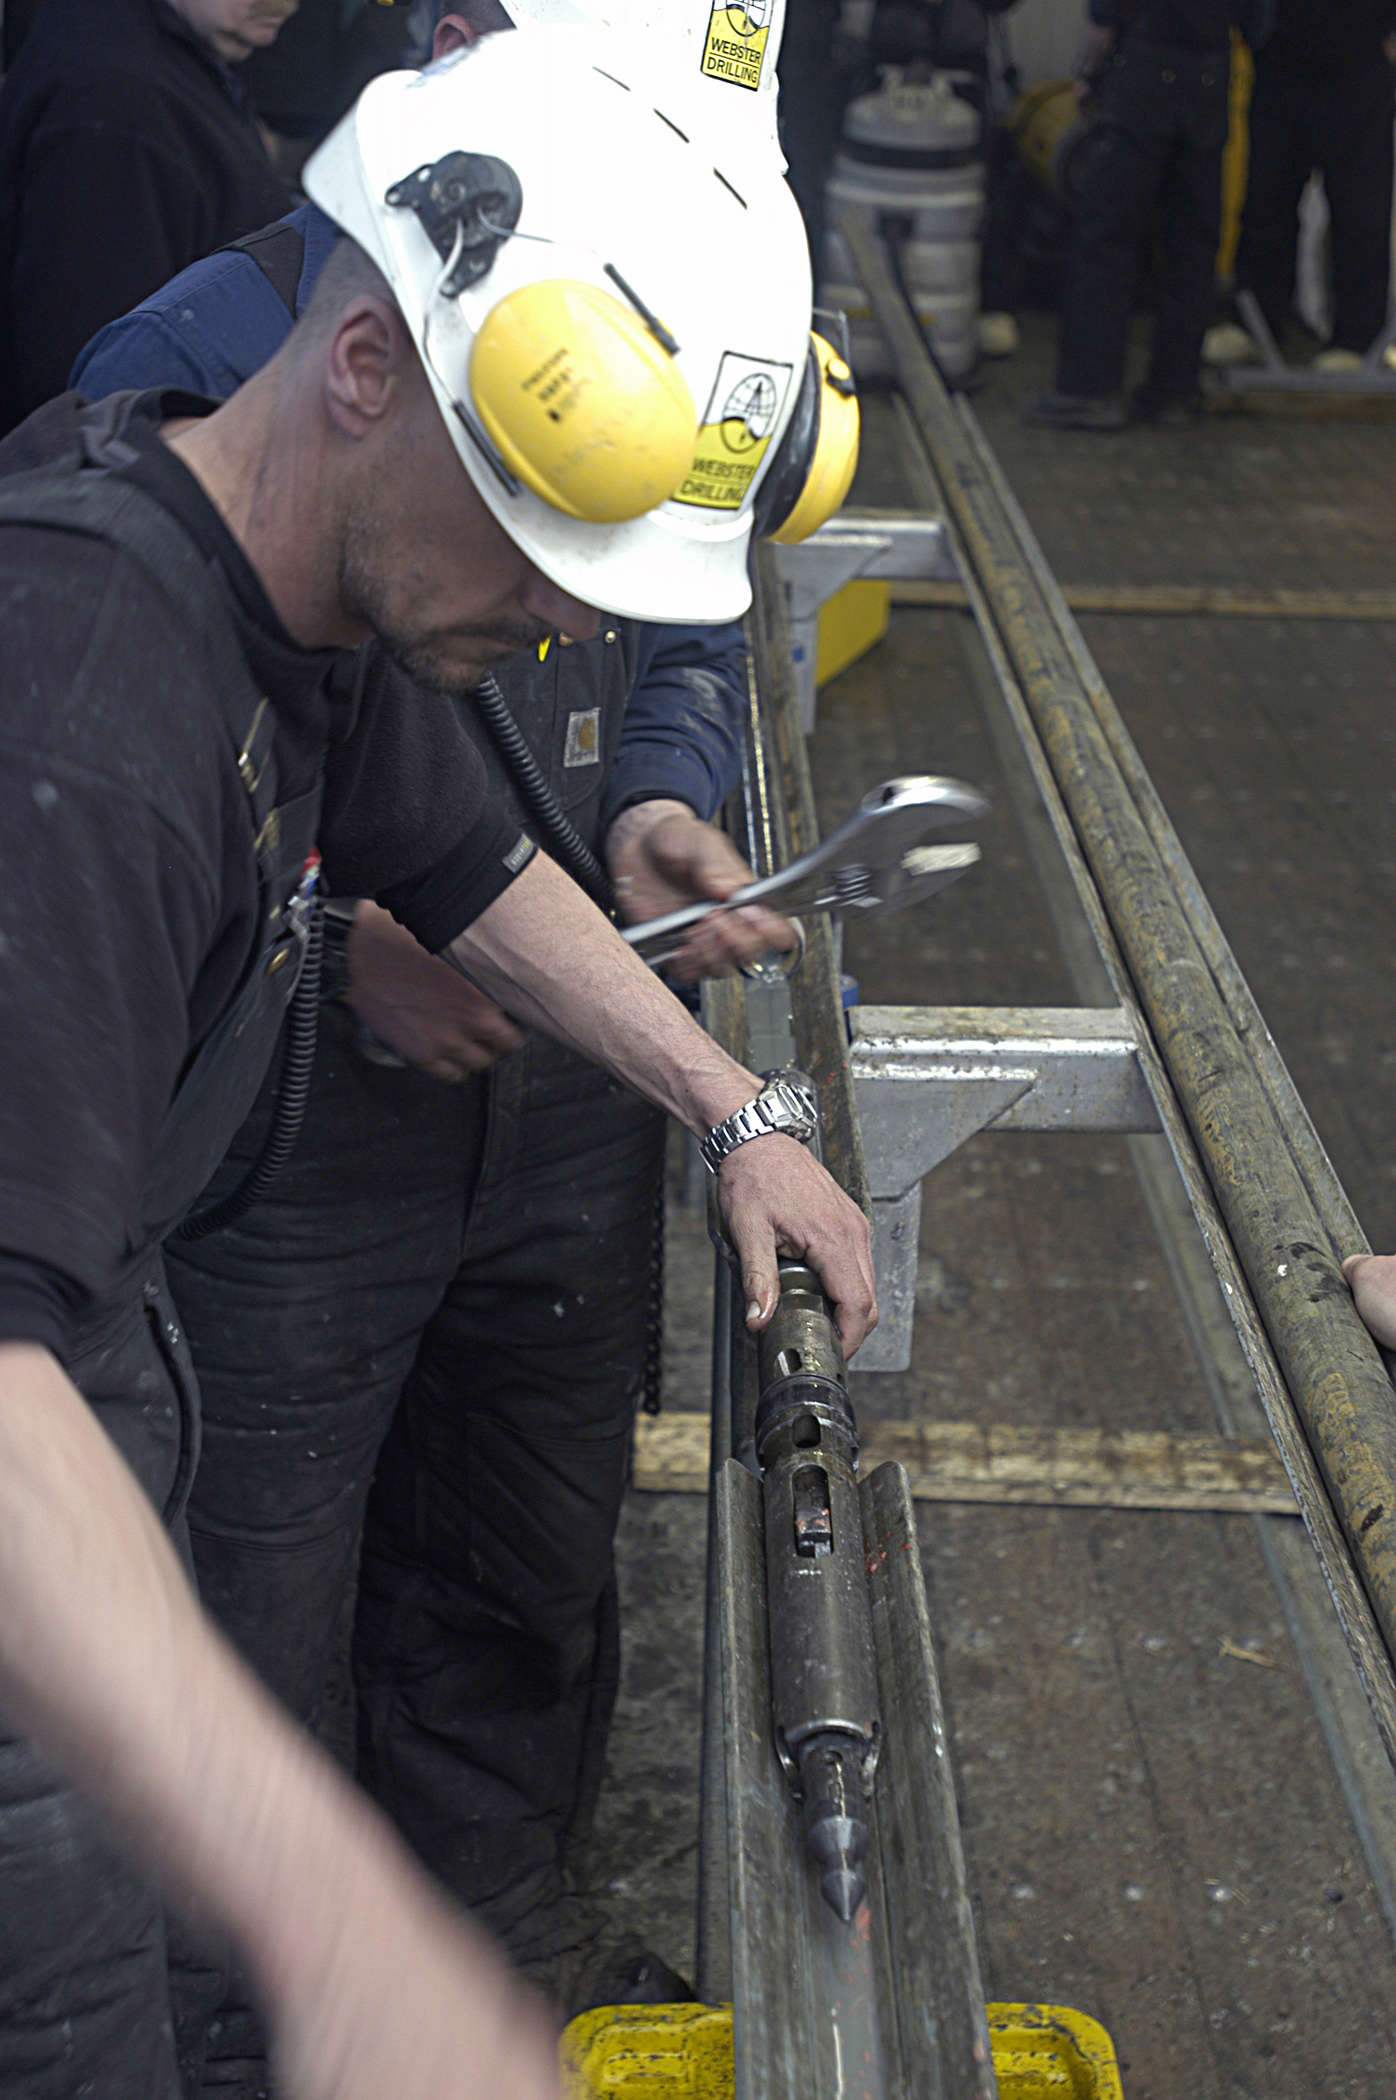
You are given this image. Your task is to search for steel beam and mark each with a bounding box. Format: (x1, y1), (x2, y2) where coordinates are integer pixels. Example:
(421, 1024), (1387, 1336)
(850, 1005), (1159, 1371)
(717, 1456), (995, 2100)
(695, 550), (996, 2095)
(1215, 291), (1396, 397)
(775, 509), (957, 728)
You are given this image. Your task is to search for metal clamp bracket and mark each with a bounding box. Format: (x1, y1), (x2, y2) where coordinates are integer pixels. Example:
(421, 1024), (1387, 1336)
(851, 1004), (1161, 1371)
(774, 508), (958, 728)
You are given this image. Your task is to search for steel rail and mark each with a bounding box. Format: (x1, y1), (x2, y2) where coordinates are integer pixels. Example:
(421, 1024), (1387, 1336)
(910, 424), (1396, 1930)
(843, 210), (1396, 1735)
(749, 543), (871, 1212)
(890, 390), (1396, 1763)
(695, 550), (995, 2097)
(951, 393), (1366, 1261)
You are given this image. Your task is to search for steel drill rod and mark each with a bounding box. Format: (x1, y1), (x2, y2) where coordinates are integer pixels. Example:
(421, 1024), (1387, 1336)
(755, 1261), (880, 1921)
(889, 391), (1396, 1770)
(952, 392), (1367, 1261)
(748, 545), (873, 1212)
(841, 210), (1396, 1700)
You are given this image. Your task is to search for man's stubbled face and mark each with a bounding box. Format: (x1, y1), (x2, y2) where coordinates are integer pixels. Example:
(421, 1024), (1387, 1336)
(336, 374), (597, 693)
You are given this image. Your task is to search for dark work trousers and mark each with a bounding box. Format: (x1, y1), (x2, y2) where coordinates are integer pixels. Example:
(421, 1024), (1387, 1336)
(1055, 41), (1231, 403)
(0, 1265), (233, 2099)
(163, 1001), (666, 2004)
(1234, 57), (1395, 355)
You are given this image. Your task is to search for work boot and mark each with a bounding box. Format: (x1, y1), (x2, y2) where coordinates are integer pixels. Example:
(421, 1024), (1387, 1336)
(1202, 320), (1257, 367)
(977, 310), (1019, 358)
(552, 1917), (696, 2019)
(1024, 389), (1125, 431)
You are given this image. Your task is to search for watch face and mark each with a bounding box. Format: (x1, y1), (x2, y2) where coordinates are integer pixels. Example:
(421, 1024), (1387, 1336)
(768, 1080), (817, 1136)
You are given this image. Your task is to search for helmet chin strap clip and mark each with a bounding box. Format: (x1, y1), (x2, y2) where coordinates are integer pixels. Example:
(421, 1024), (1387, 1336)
(385, 152), (524, 296)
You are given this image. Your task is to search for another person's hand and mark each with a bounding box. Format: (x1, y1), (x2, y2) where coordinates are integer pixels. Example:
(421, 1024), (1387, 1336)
(346, 902), (524, 1081)
(1342, 1253), (1396, 1349)
(715, 1133), (878, 1356)
(605, 799), (798, 981)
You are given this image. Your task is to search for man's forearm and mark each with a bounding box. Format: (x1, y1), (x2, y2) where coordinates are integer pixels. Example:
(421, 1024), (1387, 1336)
(447, 850), (761, 1135)
(0, 1346), (469, 2013)
(0, 1344), (368, 1982)
(0, 1343), (562, 2098)
(447, 854), (879, 1355)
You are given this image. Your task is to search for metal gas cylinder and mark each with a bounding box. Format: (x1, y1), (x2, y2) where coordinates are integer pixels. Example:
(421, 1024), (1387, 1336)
(820, 67), (984, 382)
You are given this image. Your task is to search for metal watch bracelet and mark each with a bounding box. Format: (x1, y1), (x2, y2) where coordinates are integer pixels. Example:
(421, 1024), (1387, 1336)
(700, 1074), (819, 1173)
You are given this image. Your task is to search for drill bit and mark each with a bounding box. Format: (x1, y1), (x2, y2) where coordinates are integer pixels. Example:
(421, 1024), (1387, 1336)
(756, 1259), (881, 1922)
(799, 1735), (871, 1923)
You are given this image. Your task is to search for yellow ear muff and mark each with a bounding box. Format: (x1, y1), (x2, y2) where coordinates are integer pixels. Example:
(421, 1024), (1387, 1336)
(470, 279), (698, 524)
(769, 334), (860, 545)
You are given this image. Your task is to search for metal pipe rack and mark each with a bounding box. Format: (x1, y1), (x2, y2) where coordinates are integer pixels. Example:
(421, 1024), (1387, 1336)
(838, 214), (1396, 1752)
(692, 222), (1396, 2098)
(697, 545), (997, 2100)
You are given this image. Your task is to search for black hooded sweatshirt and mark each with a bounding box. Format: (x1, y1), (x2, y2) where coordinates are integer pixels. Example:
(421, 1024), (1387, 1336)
(0, 388), (530, 1356)
(0, 0), (290, 432)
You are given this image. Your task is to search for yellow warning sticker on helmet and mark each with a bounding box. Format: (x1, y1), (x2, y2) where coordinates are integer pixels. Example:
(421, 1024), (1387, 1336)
(701, 1), (771, 92)
(673, 350), (792, 510)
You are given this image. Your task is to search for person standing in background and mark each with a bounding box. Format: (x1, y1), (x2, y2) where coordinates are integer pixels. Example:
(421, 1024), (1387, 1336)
(0, 0), (294, 433)
(239, 0), (439, 181)
(1028, 0), (1272, 430)
(1207, 0), (1396, 371)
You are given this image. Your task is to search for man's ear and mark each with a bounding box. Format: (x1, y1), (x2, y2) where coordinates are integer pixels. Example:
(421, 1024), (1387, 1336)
(323, 297), (408, 436)
(433, 14), (480, 59)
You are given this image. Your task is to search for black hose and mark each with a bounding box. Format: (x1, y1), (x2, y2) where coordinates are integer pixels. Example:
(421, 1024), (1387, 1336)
(642, 1169), (665, 1415)
(474, 672), (615, 910)
(174, 900), (324, 1243)
(473, 676), (676, 1408)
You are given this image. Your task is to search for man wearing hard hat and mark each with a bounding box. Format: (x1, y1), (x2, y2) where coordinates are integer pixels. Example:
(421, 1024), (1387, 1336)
(68, 0), (802, 2053)
(0, 19), (864, 2100)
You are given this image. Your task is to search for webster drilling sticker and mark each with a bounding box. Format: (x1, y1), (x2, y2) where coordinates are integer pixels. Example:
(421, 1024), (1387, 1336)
(674, 351), (792, 511)
(700, 0), (772, 92)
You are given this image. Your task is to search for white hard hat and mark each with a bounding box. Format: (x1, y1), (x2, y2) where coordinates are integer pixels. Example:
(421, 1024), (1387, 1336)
(304, 22), (838, 623)
(498, 0), (789, 157)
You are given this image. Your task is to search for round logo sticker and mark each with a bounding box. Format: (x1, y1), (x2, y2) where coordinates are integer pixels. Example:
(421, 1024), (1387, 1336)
(725, 1), (771, 35)
(720, 371), (778, 452)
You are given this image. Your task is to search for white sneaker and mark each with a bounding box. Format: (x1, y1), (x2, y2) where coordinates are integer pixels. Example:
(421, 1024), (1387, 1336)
(977, 311), (1019, 358)
(1312, 347), (1364, 373)
(1202, 322), (1258, 367)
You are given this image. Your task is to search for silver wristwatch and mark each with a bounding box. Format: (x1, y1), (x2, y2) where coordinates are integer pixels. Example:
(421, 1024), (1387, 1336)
(701, 1074), (819, 1173)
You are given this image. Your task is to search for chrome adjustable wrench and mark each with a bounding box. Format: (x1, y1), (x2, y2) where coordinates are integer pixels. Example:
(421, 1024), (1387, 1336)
(622, 773), (987, 970)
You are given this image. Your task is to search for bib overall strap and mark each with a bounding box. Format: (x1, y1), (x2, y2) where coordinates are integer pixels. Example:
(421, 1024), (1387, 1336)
(0, 472), (279, 840)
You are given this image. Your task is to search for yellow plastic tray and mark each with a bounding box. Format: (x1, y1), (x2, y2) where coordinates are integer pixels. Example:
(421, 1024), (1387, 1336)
(988, 2002), (1124, 2100)
(560, 1998), (1123, 2098)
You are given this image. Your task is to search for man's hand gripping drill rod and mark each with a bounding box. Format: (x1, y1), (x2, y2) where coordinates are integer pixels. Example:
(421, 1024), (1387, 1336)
(756, 1260), (881, 1922)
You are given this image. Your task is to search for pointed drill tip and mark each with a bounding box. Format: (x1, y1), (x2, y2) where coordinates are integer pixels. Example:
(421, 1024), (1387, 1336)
(821, 1866), (866, 1922)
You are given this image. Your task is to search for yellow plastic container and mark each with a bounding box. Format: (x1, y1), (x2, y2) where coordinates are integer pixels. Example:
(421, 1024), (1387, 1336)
(560, 2003), (733, 2096)
(987, 2002), (1124, 2100)
(559, 1999), (1123, 2098)
(815, 578), (891, 689)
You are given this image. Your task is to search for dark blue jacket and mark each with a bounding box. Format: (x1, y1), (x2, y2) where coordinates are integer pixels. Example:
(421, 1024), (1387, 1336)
(72, 203), (748, 833)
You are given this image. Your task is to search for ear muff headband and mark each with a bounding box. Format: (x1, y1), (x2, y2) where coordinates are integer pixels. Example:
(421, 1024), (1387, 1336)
(471, 280), (699, 524)
(763, 333), (860, 546)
